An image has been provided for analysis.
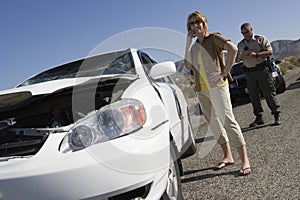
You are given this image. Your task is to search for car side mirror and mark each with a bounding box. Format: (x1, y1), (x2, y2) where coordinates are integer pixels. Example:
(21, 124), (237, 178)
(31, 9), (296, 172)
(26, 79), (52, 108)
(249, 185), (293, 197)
(274, 60), (281, 65)
(149, 61), (176, 80)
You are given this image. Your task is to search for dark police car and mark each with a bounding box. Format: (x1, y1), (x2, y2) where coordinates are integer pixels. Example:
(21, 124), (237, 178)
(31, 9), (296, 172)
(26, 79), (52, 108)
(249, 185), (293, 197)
(229, 59), (286, 104)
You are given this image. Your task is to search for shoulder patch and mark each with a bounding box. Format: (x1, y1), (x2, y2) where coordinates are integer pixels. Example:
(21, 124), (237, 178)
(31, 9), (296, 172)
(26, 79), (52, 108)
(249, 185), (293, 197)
(254, 35), (264, 50)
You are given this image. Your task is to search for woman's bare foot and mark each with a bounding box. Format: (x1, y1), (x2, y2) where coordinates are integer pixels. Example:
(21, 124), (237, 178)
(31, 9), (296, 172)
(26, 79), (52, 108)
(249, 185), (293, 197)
(214, 161), (235, 170)
(240, 167), (251, 175)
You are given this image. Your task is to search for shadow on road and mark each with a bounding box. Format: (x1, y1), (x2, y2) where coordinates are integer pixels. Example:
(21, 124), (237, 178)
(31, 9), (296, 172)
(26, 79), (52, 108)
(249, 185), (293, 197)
(286, 77), (300, 90)
(183, 167), (215, 176)
(241, 123), (278, 133)
(195, 136), (215, 143)
(181, 168), (239, 183)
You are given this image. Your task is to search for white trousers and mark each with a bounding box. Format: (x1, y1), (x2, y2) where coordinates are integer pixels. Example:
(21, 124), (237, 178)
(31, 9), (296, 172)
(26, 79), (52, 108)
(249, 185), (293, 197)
(197, 84), (246, 148)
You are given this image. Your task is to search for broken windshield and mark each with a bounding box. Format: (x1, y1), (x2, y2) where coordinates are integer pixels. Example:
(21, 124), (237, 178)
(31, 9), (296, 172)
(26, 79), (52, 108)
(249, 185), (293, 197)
(18, 50), (136, 87)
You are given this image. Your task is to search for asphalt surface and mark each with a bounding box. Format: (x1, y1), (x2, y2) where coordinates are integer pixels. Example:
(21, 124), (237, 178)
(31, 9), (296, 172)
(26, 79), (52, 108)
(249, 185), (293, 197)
(181, 68), (300, 199)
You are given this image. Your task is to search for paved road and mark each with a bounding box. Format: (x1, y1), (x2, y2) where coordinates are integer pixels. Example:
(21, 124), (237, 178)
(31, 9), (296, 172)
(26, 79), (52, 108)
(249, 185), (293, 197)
(181, 69), (300, 199)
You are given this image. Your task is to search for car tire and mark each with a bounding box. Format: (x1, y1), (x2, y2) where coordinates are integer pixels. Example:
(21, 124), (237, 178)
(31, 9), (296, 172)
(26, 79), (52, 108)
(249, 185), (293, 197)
(230, 95), (237, 105)
(160, 140), (183, 200)
(275, 75), (286, 94)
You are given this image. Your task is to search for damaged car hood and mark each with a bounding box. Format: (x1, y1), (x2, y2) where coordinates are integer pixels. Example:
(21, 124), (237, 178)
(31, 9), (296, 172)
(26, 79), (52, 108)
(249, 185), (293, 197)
(0, 74), (137, 107)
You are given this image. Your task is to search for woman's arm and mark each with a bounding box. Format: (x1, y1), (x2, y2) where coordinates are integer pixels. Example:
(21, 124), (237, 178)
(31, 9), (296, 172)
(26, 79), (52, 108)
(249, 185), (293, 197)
(184, 34), (194, 70)
(222, 40), (238, 77)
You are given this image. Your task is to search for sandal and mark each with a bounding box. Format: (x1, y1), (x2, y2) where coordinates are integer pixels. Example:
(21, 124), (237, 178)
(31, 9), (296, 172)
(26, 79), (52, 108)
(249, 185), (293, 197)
(214, 161), (234, 170)
(239, 167), (252, 176)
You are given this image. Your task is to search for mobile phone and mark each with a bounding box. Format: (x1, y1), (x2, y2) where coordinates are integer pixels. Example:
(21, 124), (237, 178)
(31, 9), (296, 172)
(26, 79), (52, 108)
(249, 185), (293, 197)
(189, 30), (196, 38)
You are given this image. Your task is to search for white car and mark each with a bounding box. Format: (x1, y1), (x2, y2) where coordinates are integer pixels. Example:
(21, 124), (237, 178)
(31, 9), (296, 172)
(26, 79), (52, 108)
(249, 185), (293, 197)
(0, 48), (196, 200)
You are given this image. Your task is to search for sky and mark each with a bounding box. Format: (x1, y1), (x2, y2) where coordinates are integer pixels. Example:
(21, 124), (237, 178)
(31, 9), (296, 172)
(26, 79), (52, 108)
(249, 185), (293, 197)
(0, 0), (299, 90)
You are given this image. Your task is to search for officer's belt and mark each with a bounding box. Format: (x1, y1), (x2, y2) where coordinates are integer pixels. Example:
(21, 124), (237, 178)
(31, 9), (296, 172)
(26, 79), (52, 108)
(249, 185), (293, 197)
(245, 60), (267, 73)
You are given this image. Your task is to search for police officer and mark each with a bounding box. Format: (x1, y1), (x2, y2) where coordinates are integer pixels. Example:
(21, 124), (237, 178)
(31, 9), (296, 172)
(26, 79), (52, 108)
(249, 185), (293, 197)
(236, 22), (281, 127)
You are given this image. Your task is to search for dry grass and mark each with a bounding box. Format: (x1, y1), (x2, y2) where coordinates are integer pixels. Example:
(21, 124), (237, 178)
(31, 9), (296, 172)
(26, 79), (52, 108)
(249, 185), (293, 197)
(278, 54), (300, 74)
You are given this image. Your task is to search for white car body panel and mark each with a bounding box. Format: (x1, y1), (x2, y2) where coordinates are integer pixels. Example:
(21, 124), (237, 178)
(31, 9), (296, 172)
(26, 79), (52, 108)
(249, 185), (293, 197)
(0, 48), (195, 199)
(0, 126), (169, 199)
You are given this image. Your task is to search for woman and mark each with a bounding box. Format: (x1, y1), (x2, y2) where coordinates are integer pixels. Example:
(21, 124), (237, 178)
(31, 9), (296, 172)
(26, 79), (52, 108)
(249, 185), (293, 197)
(184, 11), (251, 175)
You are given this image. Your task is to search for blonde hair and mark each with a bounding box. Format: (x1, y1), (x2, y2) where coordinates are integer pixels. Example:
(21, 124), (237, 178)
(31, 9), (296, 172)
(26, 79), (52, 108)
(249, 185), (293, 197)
(186, 11), (208, 33)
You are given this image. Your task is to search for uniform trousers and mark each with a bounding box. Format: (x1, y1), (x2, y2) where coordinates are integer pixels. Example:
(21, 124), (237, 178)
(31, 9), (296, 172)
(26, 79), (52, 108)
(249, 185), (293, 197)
(245, 64), (280, 116)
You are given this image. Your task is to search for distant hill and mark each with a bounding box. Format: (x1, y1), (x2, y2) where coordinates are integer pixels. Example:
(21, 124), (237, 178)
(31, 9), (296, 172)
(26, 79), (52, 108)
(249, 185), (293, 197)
(271, 39), (300, 58)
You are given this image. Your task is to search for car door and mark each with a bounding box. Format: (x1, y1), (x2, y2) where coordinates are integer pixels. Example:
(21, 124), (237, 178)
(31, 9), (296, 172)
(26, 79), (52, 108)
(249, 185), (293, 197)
(138, 51), (189, 152)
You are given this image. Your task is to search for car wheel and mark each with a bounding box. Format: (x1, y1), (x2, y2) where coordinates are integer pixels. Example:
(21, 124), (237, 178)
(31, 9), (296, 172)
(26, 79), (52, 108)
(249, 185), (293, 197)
(275, 75), (286, 94)
(160, 140), (183, 200)
(230, 95), (237, 105)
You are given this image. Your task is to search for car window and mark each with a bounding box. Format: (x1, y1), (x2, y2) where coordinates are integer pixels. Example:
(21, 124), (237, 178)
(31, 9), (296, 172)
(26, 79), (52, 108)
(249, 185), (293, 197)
(18, 50), (135, 87)
(158, 76), (174, 84)
(138, 51), (171, 83)
(103, 52), (135, 75)
(138, 51), (157, 75)
(231, 63), (245, 76)
(138, 51), (185, 85)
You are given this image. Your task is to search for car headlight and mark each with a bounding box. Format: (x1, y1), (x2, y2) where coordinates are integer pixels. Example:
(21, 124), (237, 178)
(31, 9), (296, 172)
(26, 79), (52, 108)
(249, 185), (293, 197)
(229, 82), (237, 88)
(60, 99), (146, 153)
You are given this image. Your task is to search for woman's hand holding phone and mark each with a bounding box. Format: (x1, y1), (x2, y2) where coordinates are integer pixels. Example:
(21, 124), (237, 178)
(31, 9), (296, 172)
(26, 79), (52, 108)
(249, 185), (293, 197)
(188, 30), (196, 38)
